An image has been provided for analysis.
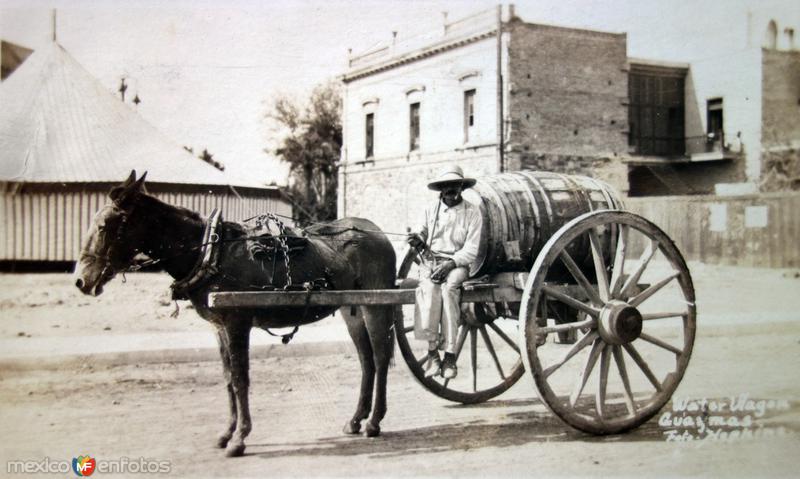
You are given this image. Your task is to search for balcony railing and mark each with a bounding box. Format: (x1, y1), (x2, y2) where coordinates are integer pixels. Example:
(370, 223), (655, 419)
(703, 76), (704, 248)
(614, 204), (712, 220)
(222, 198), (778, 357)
(627, 132), (742, 162)
(685, 132), (742, 160)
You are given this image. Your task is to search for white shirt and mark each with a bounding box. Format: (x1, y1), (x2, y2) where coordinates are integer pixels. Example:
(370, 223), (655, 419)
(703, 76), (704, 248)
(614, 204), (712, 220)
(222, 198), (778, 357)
(417, 199), (483, 269)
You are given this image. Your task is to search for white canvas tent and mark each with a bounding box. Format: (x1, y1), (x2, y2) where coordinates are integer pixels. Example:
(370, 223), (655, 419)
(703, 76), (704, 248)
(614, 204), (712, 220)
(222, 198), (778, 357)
(0, 42), (263, 187)
(0, 42), (289, 263)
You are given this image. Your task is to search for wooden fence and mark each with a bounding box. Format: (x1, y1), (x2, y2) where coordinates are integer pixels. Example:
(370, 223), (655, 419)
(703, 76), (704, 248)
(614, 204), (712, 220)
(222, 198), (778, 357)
(0, 186), (291, 262)
(625, 192), (800, 268)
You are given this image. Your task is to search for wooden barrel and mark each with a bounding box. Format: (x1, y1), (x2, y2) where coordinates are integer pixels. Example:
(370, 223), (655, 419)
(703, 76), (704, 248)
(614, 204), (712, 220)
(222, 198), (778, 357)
(462, 171), (623, 277)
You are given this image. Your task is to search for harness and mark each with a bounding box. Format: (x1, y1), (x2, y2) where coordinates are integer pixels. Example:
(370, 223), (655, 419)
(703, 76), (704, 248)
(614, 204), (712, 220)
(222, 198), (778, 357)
(89, 203), (339, 345)
(80, 203), (134, 282)
(174, 212), (338, 344)
(170, 208), (223, 301)
(240, 213), (333, 344)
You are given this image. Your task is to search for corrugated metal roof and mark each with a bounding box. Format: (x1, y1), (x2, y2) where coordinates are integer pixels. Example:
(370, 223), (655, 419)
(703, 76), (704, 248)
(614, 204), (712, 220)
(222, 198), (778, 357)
(0, 42), (264, 188)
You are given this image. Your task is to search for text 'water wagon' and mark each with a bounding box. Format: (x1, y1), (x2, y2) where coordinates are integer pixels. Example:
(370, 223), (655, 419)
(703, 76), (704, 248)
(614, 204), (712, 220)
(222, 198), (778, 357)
(210, 170), (696, 435)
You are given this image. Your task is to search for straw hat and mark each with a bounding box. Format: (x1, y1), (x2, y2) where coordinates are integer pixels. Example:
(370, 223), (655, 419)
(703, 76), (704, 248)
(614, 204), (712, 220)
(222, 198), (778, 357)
(427, 165), (477, 191)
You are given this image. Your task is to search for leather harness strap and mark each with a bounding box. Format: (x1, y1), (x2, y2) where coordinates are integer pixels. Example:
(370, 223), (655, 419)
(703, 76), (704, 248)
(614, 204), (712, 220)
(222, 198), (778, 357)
(170, 208), (222, 300)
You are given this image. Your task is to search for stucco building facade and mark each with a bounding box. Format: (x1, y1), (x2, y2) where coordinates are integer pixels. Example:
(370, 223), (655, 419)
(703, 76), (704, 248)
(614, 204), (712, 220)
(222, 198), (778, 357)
(339, 5), (800, 242)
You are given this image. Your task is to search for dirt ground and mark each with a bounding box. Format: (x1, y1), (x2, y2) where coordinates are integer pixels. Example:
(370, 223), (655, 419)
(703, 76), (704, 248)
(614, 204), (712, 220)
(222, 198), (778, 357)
(0, 273), (207, 339)
(0, 263), (799, 477)
(1, 261), (798, 340)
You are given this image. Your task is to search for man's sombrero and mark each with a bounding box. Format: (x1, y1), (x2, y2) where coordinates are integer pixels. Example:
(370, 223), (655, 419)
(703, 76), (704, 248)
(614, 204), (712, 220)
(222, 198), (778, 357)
(427, 165), (477, 191)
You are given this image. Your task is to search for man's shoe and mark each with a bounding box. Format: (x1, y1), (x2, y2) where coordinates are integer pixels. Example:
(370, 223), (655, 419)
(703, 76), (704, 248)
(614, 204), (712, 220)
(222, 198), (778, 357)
(423, 351), (442, 378)
(441, 353), (458, 379)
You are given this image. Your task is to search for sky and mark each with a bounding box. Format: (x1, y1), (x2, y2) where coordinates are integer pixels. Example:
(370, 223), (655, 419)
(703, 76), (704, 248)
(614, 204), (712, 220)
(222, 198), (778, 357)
(1, 0), (797, 186)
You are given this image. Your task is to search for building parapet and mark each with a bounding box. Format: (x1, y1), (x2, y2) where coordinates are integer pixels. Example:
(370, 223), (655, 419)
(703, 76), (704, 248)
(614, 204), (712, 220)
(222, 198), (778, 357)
(344, 29), (497, 83)
(347, 7), (498, 71)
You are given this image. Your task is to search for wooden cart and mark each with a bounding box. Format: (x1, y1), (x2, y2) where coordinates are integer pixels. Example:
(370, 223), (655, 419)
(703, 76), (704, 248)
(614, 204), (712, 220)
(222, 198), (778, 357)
(209, 208), (696, 436)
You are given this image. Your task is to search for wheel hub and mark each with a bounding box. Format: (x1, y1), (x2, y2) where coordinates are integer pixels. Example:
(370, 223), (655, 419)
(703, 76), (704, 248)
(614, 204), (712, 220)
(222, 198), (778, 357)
(597, 300), (643, 345)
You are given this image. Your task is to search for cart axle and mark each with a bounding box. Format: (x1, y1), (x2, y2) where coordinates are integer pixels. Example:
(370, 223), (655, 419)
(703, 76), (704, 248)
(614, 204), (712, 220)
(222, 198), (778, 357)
(598, 300), (643, 345)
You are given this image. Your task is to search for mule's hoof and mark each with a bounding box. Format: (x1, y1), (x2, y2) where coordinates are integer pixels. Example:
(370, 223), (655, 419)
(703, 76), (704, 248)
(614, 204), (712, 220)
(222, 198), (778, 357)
(343, 420), (361, 435)
(225, 443), (246, 458)
(216, 434), (231, 449)
(365, 422), (381, 438)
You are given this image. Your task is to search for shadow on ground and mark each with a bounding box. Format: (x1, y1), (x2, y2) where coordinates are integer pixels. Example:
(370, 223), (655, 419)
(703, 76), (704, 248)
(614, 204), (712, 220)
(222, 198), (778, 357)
(247, 396), (800, 460)
(247, 401), (667, 460)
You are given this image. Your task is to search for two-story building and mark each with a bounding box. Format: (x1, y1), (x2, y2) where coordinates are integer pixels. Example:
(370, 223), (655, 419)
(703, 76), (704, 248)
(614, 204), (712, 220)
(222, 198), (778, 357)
(339, 4), (799, 244)
(340, 6), (628, 240)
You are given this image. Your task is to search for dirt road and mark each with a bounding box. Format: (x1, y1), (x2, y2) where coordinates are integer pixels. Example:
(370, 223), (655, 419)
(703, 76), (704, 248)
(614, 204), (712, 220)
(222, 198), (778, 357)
(1, 264), (799, 477)
(1, 320), (799, 477)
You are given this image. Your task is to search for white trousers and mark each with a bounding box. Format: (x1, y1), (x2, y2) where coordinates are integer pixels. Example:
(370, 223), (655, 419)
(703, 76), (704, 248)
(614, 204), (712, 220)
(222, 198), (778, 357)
(414, 262), (469, 354)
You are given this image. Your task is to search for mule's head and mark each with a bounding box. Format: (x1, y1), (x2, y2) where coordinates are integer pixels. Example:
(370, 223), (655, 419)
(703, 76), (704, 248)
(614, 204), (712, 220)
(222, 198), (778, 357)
(74, 170), (148, 296)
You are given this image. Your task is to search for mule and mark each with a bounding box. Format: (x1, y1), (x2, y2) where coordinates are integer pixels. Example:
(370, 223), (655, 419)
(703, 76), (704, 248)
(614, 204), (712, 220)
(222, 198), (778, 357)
(74, 171), (397, 457)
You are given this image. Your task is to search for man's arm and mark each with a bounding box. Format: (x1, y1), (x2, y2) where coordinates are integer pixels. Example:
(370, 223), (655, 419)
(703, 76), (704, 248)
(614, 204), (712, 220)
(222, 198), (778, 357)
(430, 206), (482, 282)
(407, 207), (430, 248)
(451, 207), (483, 268)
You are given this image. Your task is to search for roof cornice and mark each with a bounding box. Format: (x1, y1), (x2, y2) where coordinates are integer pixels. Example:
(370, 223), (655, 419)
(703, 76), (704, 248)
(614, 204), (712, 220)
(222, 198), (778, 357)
(343, 29), (496, 83)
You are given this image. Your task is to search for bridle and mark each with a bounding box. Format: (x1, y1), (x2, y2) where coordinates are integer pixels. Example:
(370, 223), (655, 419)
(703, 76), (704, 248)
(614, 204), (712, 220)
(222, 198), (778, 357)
(80, 202), (134, 281)
(82, 201), (222, 286)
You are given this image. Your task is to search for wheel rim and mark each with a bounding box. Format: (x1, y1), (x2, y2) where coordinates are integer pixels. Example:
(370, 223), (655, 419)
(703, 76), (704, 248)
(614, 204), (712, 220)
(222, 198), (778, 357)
(395, 247), (525, 404)
(519, 210), (696, 434)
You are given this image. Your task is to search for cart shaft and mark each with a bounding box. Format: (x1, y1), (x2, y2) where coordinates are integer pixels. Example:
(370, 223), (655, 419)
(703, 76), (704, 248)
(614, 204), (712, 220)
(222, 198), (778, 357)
(209, 286), (523, 309)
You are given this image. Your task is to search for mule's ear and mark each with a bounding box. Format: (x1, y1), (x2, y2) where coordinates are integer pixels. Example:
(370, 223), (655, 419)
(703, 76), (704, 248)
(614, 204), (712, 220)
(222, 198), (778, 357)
(109, 171), (145, 207)
(110, 170), (137, 200)
(122, 170), (137, 188)
(133, 171), (148, 192)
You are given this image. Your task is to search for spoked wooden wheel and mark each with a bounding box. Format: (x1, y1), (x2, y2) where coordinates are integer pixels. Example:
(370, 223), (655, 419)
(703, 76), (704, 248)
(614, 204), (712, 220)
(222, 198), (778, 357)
(395, 247), (525, 404)
(520, 210), (696, 434)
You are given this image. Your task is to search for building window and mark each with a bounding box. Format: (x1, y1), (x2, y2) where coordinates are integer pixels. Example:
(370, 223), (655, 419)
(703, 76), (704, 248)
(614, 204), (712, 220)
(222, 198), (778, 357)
(365, 113), (374, 158)
(707, 98), (723, 144)
(628, 69), (685, 156)
(409, 102), (420, 151)
(463, 89), (475, 143)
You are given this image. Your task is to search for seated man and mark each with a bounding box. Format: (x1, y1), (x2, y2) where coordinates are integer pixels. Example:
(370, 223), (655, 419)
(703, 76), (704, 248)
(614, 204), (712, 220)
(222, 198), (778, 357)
(407, 166), (482, 379)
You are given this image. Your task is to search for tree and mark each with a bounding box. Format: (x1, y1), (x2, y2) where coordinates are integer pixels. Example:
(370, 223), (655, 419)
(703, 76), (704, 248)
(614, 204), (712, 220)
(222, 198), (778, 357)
(267, 81), (342, 225)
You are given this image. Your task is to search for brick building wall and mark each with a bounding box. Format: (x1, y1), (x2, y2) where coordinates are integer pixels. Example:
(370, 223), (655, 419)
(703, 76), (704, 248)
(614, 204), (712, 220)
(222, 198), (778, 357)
(504, 20), (629, 193)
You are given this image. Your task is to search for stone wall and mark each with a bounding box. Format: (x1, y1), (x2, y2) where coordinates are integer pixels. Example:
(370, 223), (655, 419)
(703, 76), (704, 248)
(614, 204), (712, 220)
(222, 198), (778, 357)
(339, 148), (497, 256)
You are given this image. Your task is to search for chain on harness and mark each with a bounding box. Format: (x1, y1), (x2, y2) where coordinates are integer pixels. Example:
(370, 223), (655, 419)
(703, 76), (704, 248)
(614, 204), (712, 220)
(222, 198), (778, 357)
(250, 213), (293, 289)
(247, 213), (337, 344)
(255, 213), (296, 345)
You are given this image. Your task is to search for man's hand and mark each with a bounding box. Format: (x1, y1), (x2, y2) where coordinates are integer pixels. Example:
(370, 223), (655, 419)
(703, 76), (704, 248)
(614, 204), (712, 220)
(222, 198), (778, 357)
(406, 232), (424, 249)
(430, 259), (456, 284)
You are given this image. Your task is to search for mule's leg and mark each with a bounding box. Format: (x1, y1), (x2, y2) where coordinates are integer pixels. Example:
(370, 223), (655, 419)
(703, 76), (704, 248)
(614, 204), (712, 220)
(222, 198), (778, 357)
(341, 306), (375, 435)
(214, 326), (238, 449)
(222, 319), (253, 457)
(363, 305), (394, 438)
